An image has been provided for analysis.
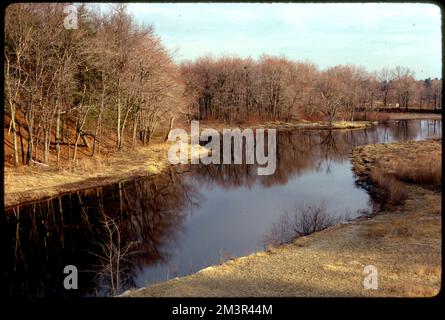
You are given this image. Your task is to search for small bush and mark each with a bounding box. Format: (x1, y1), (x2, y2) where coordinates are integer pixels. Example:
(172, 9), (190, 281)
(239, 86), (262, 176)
(262, 203), (339, 247)
(291, 203), (338, 237)
(262, 212), (295, 247)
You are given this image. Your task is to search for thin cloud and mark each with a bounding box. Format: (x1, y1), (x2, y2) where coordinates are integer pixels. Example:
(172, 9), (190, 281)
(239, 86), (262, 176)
(125, 3), (441, 79)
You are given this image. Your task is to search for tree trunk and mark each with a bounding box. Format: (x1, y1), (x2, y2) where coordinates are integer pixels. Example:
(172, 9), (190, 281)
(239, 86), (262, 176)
(19, 122), (25, 165)
(164, 117), (175, 142)
(73, 128), (81, 161)
(132, 112), (139, 147)
(117, 81), (122, 150)
(55, 110), (61, 162)
(119, 103), (132, 150)
(44, 129), (50, 164)
(10, 109), (19, 166)
(67, 111), (71, 161)
(26, 121), (34, 165)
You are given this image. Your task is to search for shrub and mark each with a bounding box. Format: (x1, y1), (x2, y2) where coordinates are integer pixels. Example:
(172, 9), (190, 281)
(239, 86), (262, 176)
(262, 203), (338, 247)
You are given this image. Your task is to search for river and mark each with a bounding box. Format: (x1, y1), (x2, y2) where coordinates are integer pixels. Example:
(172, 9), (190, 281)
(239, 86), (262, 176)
(1, 119), (441, 297)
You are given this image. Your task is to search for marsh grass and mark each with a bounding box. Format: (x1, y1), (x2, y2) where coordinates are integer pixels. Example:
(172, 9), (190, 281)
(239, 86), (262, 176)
(369, 167), (406, 210)
(394, 158), (441, 191)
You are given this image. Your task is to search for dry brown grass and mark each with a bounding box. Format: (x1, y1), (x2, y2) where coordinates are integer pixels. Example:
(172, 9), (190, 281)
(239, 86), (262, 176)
(364, 220), (416, 240)
(299, 113), (325, 122)
(395, 157), (441, 190)
(386, 283), (440, 297)
(369, 167), (406, 209)
(331, 120), (376, 129)
(364, 223), (387, 240)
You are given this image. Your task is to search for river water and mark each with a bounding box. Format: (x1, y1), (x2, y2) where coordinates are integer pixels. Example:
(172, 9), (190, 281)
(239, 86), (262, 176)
(1, 119), (441, 297)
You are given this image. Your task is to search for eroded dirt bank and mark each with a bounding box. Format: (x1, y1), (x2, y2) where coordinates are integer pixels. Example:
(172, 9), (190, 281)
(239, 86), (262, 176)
(123, 139), (441, 297)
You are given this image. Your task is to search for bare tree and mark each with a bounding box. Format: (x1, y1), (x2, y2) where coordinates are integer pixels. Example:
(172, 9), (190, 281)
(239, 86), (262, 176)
(377, 68), (393, 108)
(392, 66), (416, 110)
(90, 215), (138, 296)
(4, 5), (33, 165)
(431, 79), (442, 110)
(4, 4), (185, 165)
(4, 3), (440, 168)
(312, 67), (347, 125)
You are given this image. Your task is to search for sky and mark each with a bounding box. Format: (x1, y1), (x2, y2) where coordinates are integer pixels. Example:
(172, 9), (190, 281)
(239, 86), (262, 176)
(112, 3), (441, 79)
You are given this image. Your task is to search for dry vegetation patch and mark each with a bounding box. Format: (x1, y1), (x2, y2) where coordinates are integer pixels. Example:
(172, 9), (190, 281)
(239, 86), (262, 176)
(352, 139), (441, 193)
(369, 167), (406, 209)
(394, 157), (441, 190)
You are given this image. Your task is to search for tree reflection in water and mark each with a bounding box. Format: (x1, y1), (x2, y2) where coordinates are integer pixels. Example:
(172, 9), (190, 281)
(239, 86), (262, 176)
(1, 169), (201, 297)
(192, 120), (441, 189)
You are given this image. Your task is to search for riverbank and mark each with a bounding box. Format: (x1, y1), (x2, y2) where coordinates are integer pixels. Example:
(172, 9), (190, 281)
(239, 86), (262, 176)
(361, 112), (441, 121)
(255, 120), (378, 130)
(3, 116), (440, 208)
(198, 120), (378, 131)
(3, 142), (209, 208)
(196, 112), (441, 131)
(123, 139), (441, 297)
(3, 119), (377, 207)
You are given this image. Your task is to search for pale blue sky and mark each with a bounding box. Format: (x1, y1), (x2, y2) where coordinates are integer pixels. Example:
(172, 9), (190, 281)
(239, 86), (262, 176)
(110, 3), (441, 79)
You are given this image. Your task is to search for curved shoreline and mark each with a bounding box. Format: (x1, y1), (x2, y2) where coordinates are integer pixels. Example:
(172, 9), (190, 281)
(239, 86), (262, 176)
(3, 120), (378, 208)
(122, 139), (441, 297)
(5, 115), (441, 208)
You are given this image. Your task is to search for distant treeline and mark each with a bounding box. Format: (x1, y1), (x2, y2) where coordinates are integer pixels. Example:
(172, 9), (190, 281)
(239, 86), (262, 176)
(4, 3), (442, 166)
(180, 56), (442, 122)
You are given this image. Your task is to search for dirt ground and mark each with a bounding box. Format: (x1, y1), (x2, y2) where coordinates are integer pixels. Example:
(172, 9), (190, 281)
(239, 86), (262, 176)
(123, 139), (441, 297)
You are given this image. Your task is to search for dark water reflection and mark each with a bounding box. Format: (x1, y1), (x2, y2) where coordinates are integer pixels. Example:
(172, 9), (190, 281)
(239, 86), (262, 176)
(1, 120), (441, 296)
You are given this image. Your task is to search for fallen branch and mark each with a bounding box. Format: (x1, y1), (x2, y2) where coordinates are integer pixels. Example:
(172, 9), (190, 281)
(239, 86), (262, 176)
(30, 159), (49, 167)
